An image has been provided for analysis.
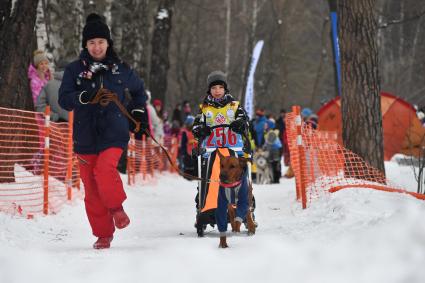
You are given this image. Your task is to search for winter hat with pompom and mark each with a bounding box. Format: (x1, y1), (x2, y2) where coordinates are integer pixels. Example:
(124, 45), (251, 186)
(33, 50), (49, 67)
(82, 13), (112, 48)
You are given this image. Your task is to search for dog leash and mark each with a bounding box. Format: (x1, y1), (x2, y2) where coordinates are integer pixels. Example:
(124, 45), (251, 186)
(140, 127), (217, 182)
(90, 88), (141, 133)
(89, 89), (218, 183)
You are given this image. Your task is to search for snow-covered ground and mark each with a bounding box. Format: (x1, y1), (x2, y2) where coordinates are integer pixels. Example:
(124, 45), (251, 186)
(1, 161), (425, 283)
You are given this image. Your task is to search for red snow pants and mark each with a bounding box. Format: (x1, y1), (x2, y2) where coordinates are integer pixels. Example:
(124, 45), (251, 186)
(78, 147), (127, 238)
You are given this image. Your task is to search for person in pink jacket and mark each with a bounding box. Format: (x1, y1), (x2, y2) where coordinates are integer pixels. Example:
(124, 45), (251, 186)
(28, 50), (52, 104)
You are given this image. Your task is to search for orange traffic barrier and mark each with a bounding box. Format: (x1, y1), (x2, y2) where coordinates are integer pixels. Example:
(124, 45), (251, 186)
(285, 106), (425, 208)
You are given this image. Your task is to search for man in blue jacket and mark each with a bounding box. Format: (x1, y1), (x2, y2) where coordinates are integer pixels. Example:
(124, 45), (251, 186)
(59, 13), (147, 249)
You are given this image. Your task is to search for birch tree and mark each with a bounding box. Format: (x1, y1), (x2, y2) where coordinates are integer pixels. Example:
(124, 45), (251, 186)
(149, 0), (175, 104)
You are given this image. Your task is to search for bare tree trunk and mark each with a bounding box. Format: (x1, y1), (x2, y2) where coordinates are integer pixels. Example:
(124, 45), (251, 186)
(0, 0), (39, 183)
(252, 0), (258, 44)
(43, 0), (84, 64)
(224, 0), (231, 74)
(338, 0), (385, 174)
(0, 0), (38, 110)
(238, 0), (249, 101)
(0, 1), (12, 31)
(240, 0), (258, 105)
(149, 0), (175, 103)
(310, 18), (330, 107)
(112, 0), (150, 78)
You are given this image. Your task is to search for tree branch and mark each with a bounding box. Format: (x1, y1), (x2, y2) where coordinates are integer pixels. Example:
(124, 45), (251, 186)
(379, 9), (425, 29)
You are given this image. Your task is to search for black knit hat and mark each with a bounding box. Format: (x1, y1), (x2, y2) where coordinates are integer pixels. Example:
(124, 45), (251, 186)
(207, 70), (228, 90)
(82, 13), (112, 48)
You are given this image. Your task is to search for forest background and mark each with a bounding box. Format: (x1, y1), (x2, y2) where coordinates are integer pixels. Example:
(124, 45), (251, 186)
(3, 0), (424, 115)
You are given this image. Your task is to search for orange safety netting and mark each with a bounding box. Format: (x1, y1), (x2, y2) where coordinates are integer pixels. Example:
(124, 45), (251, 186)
(0, 106), (80, 217)
(0, 106), (181, 218)
(286, 106), (425, 209)
(126, 134), (179, 186)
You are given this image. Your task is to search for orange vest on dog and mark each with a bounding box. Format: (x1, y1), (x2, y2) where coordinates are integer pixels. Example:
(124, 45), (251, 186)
(201, 147), (232, 212)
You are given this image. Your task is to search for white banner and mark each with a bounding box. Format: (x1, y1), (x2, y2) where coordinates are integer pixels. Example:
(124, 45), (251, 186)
(244, 40), (264, 119)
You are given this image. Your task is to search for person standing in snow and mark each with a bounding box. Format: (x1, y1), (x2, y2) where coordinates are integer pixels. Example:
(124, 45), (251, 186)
(262, 120), (282, 184)
(35, 60), (69, 122)
(178, 115), (197, 178)
(28, 50), (52, 105)
(27, 50), (52, 175)
(144, 90), (164, 144)
(153, 98), (164, 119)
(252, 109), (267, 147)
(59, 13), (148, 249)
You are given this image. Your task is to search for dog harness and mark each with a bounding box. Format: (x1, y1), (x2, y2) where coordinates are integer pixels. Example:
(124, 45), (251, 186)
(222, 182), (242, 205)
(220, 166), (247, 204)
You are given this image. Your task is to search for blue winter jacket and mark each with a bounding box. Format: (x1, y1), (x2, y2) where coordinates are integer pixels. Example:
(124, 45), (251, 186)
(254, 115), (267, 146)
(58, 49), (146, 154)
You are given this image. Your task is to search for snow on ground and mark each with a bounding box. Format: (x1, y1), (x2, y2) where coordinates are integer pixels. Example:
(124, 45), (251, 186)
(1, 161), (425, 283)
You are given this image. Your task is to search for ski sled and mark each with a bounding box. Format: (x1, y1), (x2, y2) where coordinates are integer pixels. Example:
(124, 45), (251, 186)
(194, 124), (256, 237)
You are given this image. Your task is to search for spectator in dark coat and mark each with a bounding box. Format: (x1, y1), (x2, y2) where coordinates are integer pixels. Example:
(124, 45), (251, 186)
(275, 109), (286, 137)
(275, 109), (289, 166)
(253, 109), (267, 147)
(58, 13), (147, 250)
(36, 60), (69, 122)
(182, 100), (192, 122)
(172, 102), (183, 126)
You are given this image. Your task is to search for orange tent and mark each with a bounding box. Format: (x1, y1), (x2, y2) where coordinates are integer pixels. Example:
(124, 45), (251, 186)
(317, 92), (425, 160)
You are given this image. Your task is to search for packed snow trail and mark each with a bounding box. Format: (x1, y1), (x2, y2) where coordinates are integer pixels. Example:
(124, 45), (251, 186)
(1, 163), (425, 283)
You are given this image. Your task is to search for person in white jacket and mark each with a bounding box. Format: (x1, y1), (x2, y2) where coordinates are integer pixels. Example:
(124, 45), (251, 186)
(145, 90), (164, 144)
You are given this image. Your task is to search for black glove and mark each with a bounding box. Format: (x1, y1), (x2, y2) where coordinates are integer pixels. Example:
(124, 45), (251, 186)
(230, 119), (246, 134)
(131, 107), (149, 129)
(78, 90), (96, 104)
(131, 107), (149, 125)
(192, 125), (211, 140)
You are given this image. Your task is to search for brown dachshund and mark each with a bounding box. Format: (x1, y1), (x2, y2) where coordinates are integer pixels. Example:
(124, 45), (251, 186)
(217, 150), (256, 248)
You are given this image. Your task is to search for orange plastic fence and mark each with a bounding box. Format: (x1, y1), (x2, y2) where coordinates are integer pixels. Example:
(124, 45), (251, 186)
(0, 106), (80, 217)
(127, 134), (179, 186)
(0, 106), (180, 218)
(286, 105), (425, 209)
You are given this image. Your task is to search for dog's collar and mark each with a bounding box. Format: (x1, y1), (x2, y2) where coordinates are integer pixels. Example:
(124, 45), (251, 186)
(219, 180), (242, 188)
